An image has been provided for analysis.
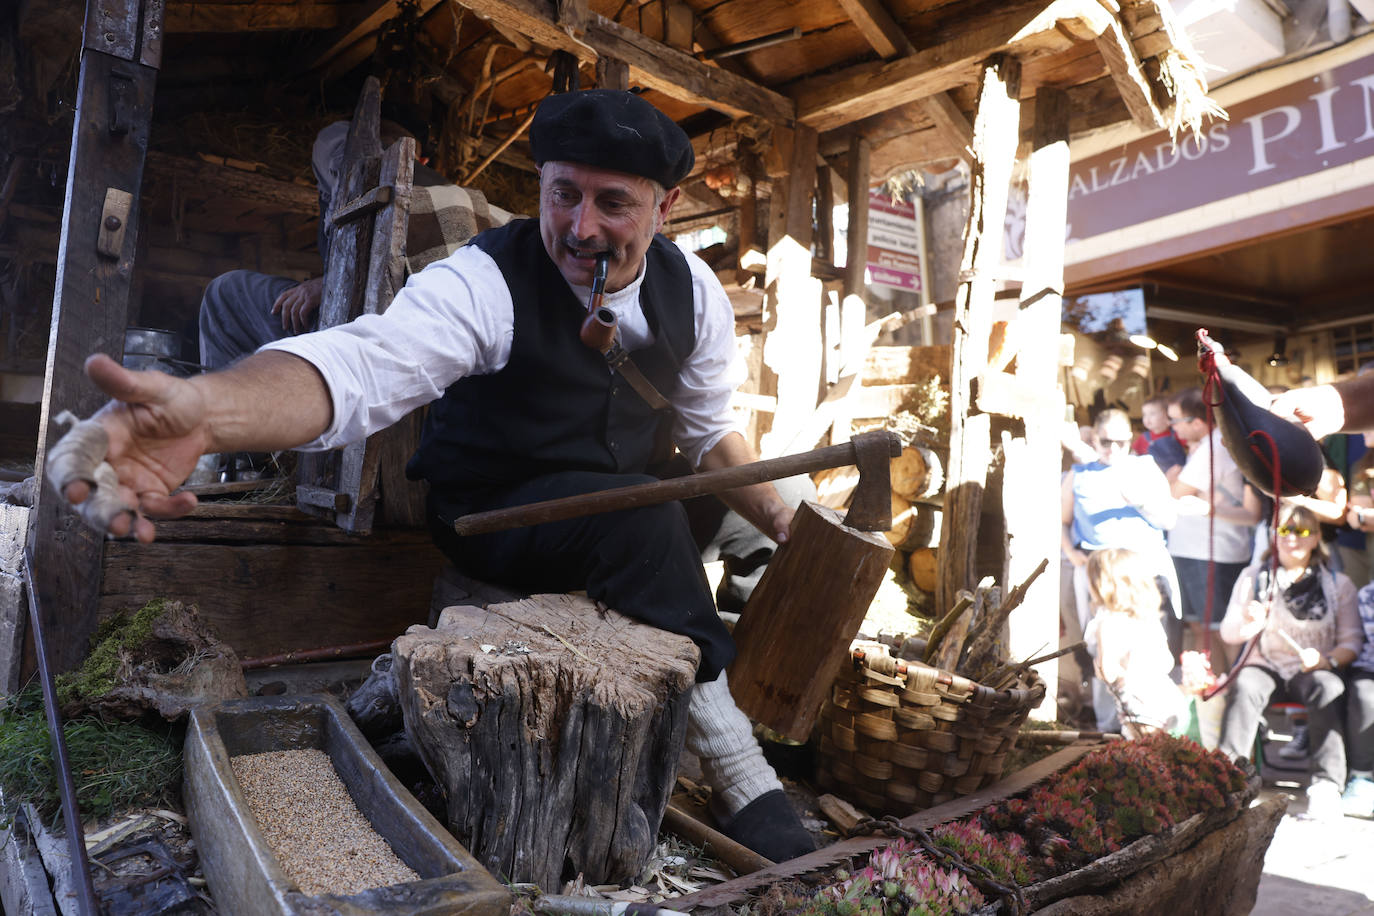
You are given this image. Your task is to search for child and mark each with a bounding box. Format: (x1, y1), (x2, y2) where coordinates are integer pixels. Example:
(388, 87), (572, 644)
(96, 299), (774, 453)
(1085, 548), (1188, 738)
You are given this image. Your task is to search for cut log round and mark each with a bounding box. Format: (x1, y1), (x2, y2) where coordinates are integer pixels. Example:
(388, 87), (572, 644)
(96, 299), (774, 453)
(391, 596), (699, 890)
(886, 497), (941, 550)
(908, 547), (938, 593)
(729, 501), (894, 741)
(891, 445), (943, 500)
(813, 464), (861, 509)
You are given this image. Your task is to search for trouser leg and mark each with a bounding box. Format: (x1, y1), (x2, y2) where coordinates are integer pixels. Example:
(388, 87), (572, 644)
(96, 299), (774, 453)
(198, 269), (303, 370)
(427, 472), (734, 682)
(684, 670), (782, 813)
(1290, 669), (1348, 788)
(1218, 665), (1278, 762)
(1347, 670), (1374, 773)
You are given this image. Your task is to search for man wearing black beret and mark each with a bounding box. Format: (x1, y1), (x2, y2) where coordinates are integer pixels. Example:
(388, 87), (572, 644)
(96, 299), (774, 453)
(51, 89), (815, 862)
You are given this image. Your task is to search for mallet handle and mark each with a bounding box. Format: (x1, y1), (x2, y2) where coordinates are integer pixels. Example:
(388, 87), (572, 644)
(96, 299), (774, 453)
(452, 431), (901, 536)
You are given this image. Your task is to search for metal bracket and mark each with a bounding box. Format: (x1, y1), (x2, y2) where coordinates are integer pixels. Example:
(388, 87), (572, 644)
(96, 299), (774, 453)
(108, 68), (136, 135)
(97, 188), (133, 259)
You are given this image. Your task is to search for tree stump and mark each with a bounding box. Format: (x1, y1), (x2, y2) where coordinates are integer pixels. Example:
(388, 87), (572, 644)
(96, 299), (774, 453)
(728, 501), (894, 741)
(391, 595), (700, 890)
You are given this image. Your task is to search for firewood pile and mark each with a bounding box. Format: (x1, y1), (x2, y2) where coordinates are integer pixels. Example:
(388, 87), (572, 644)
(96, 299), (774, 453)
(811, 344), (950, 617)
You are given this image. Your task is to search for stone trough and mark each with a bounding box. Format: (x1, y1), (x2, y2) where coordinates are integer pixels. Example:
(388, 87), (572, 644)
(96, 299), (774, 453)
(184, 693), (509, 916)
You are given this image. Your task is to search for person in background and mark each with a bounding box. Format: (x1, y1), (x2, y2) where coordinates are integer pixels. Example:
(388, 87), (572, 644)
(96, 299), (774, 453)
(1132, 396), (1175, 457)
(1062, 408), (1179, 731)
(1342, 579), (1374, 816)
(1166, 387), (1263, 675)
(1217, 502), (1360, 821)
(1084, 547), (1189, 738)
(1342, 431), (1374, 588)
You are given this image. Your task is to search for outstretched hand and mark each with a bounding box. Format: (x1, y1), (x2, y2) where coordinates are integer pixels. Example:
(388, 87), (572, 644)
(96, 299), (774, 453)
(272, 276), (324, 334)
(1269, 385), (1345, 441)
(54, 354), (213, 542)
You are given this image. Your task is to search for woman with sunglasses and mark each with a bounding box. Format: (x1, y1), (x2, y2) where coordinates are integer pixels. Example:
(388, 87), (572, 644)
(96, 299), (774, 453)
(1217, 502), (1362, 820)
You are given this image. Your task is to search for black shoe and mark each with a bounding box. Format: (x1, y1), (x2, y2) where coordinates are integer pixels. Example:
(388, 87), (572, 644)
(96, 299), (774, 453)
(718, 789), (816, 863)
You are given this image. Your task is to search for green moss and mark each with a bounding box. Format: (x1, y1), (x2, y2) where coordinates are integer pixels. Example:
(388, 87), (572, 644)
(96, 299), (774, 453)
(55, 598), (169, 706)
(0, 688), (182, 827)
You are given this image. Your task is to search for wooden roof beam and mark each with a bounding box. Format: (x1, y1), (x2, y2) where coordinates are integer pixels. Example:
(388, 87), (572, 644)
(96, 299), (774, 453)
(793, 0), (1161, 133)
(164, 1), (345, 32)
(1066, 1), (1164, 131)
(302, 0), (450, 73)
(454, 0), (795, 122)
(834, 0), (972, 162)
(834, 0), (914, 58)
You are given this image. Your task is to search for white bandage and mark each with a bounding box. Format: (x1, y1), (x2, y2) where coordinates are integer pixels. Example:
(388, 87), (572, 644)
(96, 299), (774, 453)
(45, 410), (135, 533)
(685, 670), (783, 815)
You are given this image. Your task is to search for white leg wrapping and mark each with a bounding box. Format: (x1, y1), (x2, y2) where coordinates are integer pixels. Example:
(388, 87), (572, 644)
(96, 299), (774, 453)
(685, 670), (782, 815)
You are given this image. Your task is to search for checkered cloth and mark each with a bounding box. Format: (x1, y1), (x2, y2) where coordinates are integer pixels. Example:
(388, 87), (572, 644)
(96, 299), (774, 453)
(404, 184), (517, 277)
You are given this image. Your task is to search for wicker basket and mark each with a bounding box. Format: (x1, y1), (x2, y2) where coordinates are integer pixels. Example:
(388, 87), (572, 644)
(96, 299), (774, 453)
(814, 641), (1046, 815)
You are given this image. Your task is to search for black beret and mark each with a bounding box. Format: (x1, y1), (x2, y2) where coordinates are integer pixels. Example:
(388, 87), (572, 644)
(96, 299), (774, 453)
(530, 90), (694, 189)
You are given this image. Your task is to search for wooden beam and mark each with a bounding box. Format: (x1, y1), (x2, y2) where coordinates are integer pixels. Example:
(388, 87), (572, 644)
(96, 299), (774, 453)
(1005, 85), (1071, 721)
(303, 0), (448, 73)
(164, 1), (345, 33)
(454, 0), (794, 122)
(144, 152), (320, 215)
(844, 135), (870, 302)
(791, 0), (1056, 132)
(20, 0), (164, 678)
(758, 125), (821, 457)
(833, 0), (915, 58)
(919, 92), (974, 161)
(1073, 0), (1165, 131)
(936, 54), (1022, 617)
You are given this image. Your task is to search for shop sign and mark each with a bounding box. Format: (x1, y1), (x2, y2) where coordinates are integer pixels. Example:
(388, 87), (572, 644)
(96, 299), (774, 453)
(1064, 49), (1374, 241)
(866, 190), (924, 293)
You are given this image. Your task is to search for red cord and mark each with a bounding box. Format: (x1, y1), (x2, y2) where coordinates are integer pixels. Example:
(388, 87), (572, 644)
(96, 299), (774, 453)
(1196, 349), (1282, 701)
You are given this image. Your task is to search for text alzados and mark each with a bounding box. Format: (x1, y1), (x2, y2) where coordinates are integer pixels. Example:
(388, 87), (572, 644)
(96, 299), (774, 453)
(1070, 73), (1374, 198)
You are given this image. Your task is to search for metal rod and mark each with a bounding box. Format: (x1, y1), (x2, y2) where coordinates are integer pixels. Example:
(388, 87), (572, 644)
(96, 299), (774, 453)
(240, 638), (393, 670)
(700, 27), (802, 60)
(22, 551), (99, 916)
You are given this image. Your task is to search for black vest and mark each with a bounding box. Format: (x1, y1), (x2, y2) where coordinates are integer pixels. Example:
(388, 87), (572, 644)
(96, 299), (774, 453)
(406, 219), (696, 491)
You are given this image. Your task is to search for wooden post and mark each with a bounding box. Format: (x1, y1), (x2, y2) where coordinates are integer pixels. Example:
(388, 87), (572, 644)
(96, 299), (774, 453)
(843, 136), (870, 304)
(759, 125), (821, 457)
(393, 596), (698, 890)
(15, 0), (164, 676)
(935, 55), (1021, 620)
(1006, 87), (1070, 718)
(835, 136), (872, 446)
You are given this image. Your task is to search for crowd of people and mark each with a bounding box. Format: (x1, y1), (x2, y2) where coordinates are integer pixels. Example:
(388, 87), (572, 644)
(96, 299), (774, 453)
(1063, 388), (1374, 821)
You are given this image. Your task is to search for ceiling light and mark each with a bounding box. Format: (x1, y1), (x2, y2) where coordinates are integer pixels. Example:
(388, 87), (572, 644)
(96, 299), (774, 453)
(1156, 343), (1179, 362)
(1129, 334), (1157, 350)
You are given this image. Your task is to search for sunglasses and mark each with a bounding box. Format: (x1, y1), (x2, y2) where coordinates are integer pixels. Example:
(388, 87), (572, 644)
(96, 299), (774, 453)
(1168, 416), (1198, 426)
(1277, 525), (1314, 538)
(1098, 438), (1132, 448)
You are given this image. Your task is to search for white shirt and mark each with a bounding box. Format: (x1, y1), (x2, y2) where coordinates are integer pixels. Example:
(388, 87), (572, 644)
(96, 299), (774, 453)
(261, 239), (746, 467)
(1168, 429), (1254, 563)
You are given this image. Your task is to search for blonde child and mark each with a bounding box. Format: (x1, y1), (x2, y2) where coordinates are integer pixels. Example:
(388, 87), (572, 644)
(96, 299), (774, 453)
(1085, 548), (1189, 738)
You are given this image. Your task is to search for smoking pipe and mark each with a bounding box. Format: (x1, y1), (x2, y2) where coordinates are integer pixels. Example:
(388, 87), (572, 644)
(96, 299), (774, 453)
(579, 253), (616, 352)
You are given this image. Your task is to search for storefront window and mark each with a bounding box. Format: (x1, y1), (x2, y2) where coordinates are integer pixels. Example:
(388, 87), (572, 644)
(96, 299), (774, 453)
(1331, 321), (1374, 376)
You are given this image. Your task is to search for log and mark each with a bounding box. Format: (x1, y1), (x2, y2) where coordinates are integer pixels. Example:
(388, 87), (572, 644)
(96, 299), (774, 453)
(907, 547), (938, 593)
(891, 445), (943, 500)
(391, 595), (699, 890)
(729, 502), (894, 741)
(887, 498), (941, 550)
(813, 465), (861, 510)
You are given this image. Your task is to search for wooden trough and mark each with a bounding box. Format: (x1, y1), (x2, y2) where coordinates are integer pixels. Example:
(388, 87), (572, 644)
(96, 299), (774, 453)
(184, 693), (509, 916)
